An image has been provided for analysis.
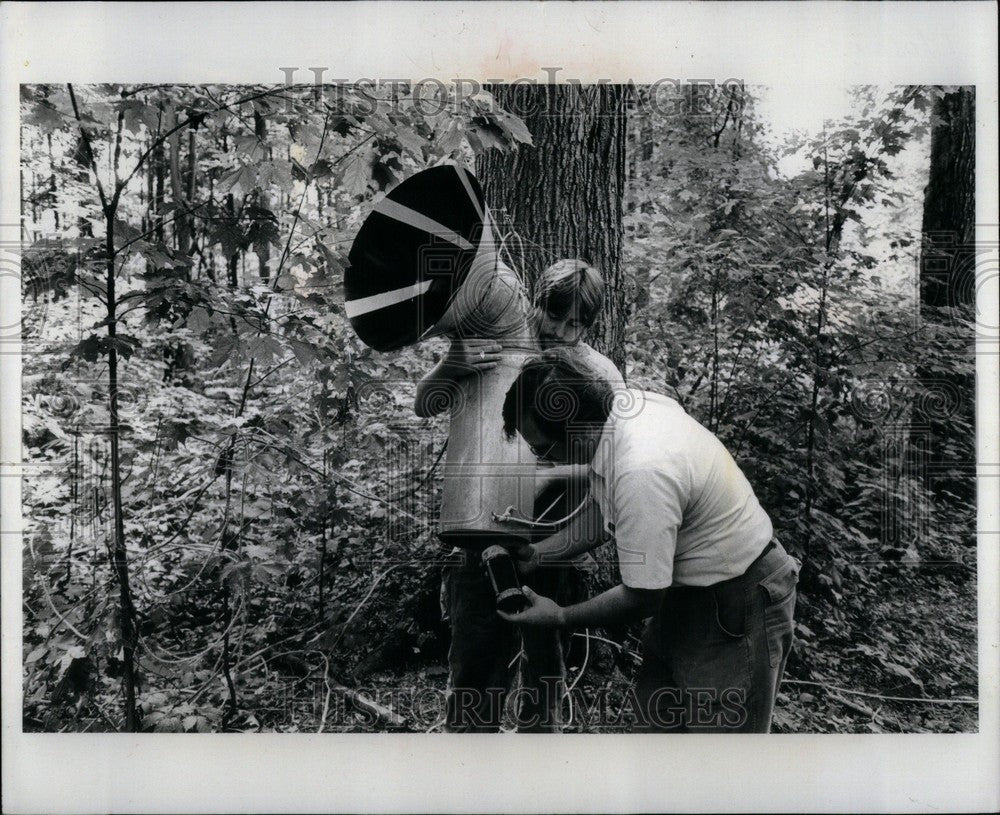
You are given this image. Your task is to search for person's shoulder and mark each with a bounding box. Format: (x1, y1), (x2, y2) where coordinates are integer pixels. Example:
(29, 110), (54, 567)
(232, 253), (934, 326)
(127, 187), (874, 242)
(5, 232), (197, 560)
(638, 391), (702, 427)
(638, 389), (682, 411)
(608, 392), (688, 476)
(616, 389), (680, 420)
(575, 342), (624, 384)
(614, 390), (695, 446)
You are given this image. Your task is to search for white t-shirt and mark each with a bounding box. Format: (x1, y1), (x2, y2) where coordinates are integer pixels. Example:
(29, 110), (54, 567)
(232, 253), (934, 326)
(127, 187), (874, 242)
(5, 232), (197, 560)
(589, 391), (773, 588)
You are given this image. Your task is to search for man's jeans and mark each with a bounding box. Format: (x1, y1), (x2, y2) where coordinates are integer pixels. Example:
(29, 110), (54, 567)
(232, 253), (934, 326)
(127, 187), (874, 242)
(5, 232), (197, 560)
(442, 549), (566, 732)
(635, 539), (799, 732)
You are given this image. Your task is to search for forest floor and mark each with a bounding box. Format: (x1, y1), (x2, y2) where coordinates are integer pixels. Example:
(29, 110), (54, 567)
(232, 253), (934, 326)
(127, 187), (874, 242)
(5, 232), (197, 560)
(260, 560), (980, 734)
(28, 559), (978, 735)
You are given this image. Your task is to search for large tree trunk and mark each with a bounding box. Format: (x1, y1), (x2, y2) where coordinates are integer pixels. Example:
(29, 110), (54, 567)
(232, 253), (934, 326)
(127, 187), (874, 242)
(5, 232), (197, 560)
(477, 83), (628, 372)
(921, 88), (976, 309)
(477, 83), (629, 636)
(917, 87), (976, 502)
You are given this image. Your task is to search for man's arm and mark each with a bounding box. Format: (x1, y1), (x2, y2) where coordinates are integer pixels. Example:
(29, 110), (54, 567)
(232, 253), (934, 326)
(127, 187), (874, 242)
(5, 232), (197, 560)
(519, 495), (607, 569)
(413, 339), (502, 417)
(499, 582), (663, 628)
(534, 463), (590, 493)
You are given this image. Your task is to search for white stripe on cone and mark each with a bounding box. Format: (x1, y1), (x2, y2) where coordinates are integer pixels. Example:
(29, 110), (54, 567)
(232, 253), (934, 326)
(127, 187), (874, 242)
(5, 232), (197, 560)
(454, 165), (485, 221)
(344, 279), (435, 319)
(373, 198), (474, 251)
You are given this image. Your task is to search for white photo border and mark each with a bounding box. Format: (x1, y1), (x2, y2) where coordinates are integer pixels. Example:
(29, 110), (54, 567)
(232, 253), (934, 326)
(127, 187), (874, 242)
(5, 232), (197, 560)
(1, 2), (997, 812)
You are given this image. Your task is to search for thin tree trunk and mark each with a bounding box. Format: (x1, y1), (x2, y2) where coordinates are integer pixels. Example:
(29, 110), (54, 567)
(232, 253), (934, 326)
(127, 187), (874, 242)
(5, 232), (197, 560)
(165, 103), (193, 257)
(185, 128), (197, 272)
(254, 111), (272, 282)
(144, 138), (153, 235)
(801, 270), (829, 560)
(67, 432), (78, 586)
(921, 89), (976, 307)
(318, 450), (328, 620)
(710, 283), (720, 431)
(256, 190), (272, 284)
(106, 216), (139, 732)
(227, 193), (240, 286)
(47, 133), (60, 232)
(67, 82), (139, 732)
(802, 148), (841, 561)
(154, 140), (165, 243)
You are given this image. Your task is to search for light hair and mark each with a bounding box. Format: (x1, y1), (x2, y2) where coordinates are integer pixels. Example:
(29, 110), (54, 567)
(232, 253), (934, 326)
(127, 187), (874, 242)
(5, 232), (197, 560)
(533, 259), (605, 328)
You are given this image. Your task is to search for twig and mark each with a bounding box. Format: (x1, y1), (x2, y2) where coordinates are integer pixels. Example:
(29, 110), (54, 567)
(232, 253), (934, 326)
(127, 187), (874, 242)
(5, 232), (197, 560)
(114, 199), (211, 257)
(829, 693), (875, 717)
(570, 631), (643, 664)
(316, 653), (333, 734)
(66, 84), (110, 214)
(566, 629), (591, 695)
(425, 716), (447, 733)
(89, 697), (121, 732)
(247, 428), (422, 522)
(394, 441), (447, 500)
(783, 679), (977, 705)
(329, 563), (405, 651)
(329, 680), (407, 730)
(138, 475), (220, 559)
(236, 621), (327, 669)
(247, 355), (296, 389)
(137, 595), (245, 664)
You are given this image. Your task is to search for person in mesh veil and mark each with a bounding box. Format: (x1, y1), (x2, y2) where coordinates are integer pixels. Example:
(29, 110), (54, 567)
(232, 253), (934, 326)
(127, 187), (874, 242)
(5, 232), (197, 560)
(415, 258), (622, 732)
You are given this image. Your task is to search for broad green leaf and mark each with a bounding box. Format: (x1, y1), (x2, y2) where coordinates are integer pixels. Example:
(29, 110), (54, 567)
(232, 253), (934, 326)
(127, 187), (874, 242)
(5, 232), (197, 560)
(339, 148), (374, 196)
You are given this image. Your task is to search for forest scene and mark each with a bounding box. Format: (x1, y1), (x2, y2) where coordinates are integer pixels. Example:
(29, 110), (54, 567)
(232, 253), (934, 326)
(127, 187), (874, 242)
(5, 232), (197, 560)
(19, 81), (979, 734)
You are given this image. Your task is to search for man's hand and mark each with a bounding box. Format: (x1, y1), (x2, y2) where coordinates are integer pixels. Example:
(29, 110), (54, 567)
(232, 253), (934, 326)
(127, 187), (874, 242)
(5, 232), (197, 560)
(512, 543), (540, 577)
(445, 339), (502, 374)
(497, 586), (565, 627)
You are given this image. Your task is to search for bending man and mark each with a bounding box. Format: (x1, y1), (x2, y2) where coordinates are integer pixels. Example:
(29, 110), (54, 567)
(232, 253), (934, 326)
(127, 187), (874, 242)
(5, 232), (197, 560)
(499, 349), (799, 732)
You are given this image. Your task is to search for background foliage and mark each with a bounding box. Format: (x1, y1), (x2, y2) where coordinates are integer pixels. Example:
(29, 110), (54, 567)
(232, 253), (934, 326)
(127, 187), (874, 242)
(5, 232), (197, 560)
(20, 82), (977, 733)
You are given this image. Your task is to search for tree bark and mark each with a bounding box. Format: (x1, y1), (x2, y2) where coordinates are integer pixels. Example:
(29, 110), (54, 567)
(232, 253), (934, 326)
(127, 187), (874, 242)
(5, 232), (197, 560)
(106, 216), (139, 732)
(165, 103), (194, 258)
(47, 133), (59, 231)
(917, 87), (976, 502)
(154, 141), (165, 243)
(476, 83), (628, 614)
(477, 84), (628, 372)
(920, 88), (976, 310)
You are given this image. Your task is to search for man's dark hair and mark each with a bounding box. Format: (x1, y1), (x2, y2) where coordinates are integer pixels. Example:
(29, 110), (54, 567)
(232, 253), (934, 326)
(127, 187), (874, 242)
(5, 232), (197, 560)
(502, 346), (615, 441)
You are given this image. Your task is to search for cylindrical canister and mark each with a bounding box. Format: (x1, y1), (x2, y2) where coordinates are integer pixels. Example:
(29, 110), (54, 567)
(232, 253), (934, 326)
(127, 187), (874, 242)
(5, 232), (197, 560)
(436, 262), (539, 545)
(481, 545), (529, 614)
